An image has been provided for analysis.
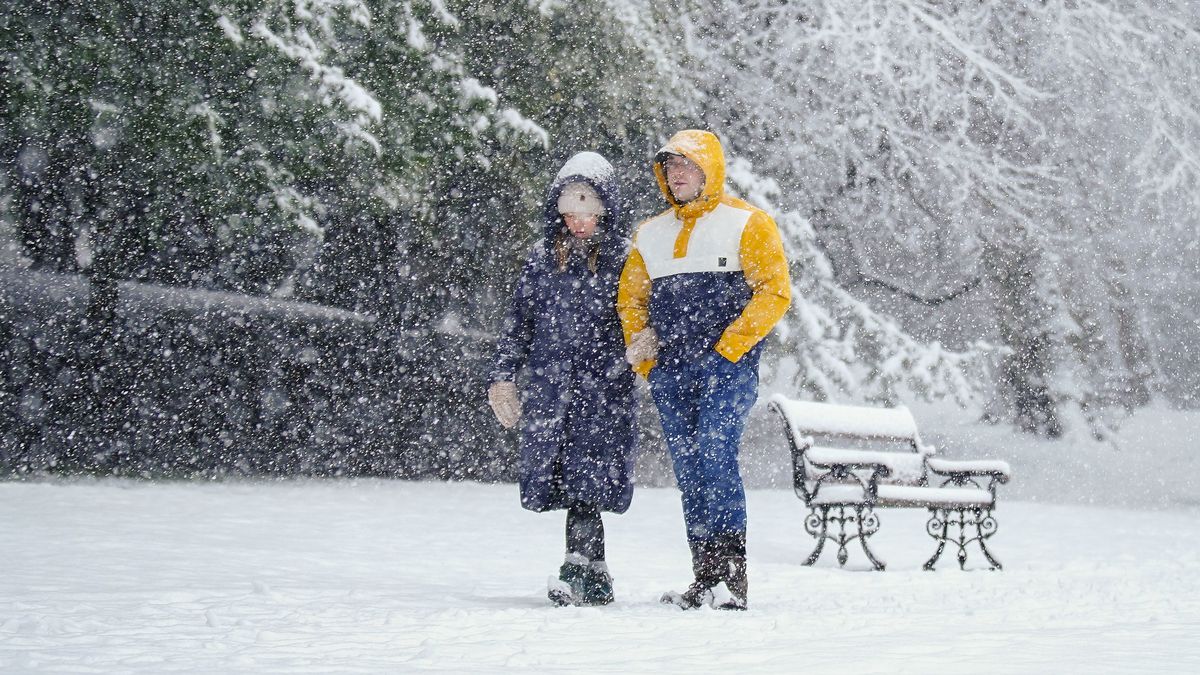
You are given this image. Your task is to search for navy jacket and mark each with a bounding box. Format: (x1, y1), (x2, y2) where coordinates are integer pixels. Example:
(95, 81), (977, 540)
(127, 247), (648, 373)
(491, 152), (636, 513)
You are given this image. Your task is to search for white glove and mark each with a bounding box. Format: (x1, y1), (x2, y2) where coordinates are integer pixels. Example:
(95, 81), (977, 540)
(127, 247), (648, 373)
(625, 328), (659, 366)
(487, 380), (520, 429)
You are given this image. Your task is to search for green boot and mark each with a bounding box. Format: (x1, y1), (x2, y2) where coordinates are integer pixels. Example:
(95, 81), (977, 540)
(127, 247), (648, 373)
(547, 554), (590, 606)
(579, 562), (615, 606)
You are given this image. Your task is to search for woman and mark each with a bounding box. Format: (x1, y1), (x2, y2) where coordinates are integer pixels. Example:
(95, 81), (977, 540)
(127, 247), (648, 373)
(488, 151), (636, 607)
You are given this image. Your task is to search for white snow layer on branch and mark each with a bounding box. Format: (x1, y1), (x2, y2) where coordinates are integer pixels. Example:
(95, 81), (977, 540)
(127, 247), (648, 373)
(531, 0), (569, 17)
(460, 77), (499, 106)
(404, 1), (461, 51)
(1045, 0), (1200, 215)
(187, 101), (225, 161)
(456, 78), (547, 148)
(253, 23), (381, 122)
(424, 0), (460, 28)
(293, 0), (372, 34)
(496, 109), (550, 149)
(244, 154), (326, 239)
(213, 12), (245, 45)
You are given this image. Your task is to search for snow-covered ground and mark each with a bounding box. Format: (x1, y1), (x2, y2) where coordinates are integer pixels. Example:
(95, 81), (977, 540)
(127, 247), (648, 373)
(3, 479), (1198, 672)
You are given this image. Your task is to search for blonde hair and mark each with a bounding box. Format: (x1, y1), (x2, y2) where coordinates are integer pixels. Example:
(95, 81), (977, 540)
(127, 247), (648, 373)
(555, 229), (600, 274)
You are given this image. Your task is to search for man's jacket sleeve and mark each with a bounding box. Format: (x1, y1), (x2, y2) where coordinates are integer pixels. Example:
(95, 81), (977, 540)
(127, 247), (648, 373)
(617, 247), (655, 377)
(715, 212), (792, 362)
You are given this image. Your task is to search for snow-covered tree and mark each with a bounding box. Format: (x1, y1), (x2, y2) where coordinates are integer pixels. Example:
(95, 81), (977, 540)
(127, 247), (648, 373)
(643, 0), (1200, 434)
(727, 158), (993, 406)
(1023, 1), (1200, 423)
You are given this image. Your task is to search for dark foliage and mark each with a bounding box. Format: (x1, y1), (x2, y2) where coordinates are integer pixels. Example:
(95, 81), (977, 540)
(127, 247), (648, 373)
(0, 271), (512, 479)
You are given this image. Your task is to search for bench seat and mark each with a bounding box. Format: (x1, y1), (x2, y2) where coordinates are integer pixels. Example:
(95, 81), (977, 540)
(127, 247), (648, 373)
(805, 446), (928, 483)
(810, 484), (994, 507)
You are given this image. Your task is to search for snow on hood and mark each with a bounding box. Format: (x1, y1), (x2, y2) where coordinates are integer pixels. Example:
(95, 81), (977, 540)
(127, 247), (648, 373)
(554, 151), (615, 184)
(542, 151), (628, 252)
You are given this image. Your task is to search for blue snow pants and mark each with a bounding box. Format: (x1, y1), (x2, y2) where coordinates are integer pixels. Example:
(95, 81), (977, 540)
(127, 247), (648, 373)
(648, 353), (758, 546)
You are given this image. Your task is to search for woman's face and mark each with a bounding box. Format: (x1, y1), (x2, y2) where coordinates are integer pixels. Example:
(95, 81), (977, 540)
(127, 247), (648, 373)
(563, 212), (600, 239)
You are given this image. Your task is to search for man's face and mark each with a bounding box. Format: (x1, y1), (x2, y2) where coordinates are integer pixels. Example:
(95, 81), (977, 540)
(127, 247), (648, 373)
(663, 154), (705, 203)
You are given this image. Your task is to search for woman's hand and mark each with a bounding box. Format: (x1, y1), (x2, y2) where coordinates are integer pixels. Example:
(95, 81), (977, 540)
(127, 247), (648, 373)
(625, 328), (659, 366)
(487, 381), (521, 429)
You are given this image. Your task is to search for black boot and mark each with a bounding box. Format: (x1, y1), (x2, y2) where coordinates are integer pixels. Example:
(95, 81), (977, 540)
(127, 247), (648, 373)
(661, 540), (721, 609)
(713, 532), (748, 611)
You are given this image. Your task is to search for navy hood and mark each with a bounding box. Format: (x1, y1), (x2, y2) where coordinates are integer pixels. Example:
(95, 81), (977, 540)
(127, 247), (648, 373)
(542, 152), (628, 260)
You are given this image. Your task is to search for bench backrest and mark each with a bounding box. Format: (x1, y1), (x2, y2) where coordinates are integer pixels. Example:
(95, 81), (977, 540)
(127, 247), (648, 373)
(770, 397), (922, 443)
(768, 395), (934, 500)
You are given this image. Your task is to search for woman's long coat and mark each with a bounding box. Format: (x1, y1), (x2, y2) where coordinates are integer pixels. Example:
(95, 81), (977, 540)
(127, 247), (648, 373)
(490, 152), (636, 513)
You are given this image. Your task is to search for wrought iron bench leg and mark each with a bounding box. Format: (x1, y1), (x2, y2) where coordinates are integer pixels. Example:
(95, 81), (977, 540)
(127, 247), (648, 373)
(804, 505), (885, 570)
(855, 506), (886, 571)
(834, 506), (852, 566)
(925, 507), (1002, 571)
(803, 506), (830, 566)
(956, 514), (970, 570)
(924, 508), (952, 570)
(975, 509), (1003, 570)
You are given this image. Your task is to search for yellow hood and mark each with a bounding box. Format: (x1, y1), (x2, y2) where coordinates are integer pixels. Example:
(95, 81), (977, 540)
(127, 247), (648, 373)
(653, 130), (726, 220)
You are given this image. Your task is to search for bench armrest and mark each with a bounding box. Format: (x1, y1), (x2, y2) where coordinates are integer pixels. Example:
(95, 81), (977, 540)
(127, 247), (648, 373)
(927, 457), (1011, 483)
(804, 447), (895, 477)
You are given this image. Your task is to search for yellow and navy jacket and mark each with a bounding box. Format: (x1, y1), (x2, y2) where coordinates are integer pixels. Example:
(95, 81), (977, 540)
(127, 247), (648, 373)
(617, 130), (791, 377)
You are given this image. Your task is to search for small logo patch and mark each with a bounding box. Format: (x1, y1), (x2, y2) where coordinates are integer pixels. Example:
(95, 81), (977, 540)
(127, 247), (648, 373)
(717, 257), (727, 267)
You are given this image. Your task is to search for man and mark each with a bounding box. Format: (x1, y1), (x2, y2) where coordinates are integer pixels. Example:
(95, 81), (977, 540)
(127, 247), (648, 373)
(618, 129), (791, 610)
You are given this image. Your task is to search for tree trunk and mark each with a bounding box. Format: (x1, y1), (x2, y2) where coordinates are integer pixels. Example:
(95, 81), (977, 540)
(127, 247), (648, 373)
(1104, 257), (1155, 408)
(76, 217), (124, 469)
(983, 238), (1063, 437)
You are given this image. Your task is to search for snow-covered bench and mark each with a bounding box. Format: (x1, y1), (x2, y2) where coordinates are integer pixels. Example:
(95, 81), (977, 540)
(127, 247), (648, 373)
(768, 395), (1012, 571)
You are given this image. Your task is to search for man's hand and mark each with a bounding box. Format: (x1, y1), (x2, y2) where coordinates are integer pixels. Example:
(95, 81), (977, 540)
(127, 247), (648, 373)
(625, 328), (659, 366)
(487, 381), (520, 429)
